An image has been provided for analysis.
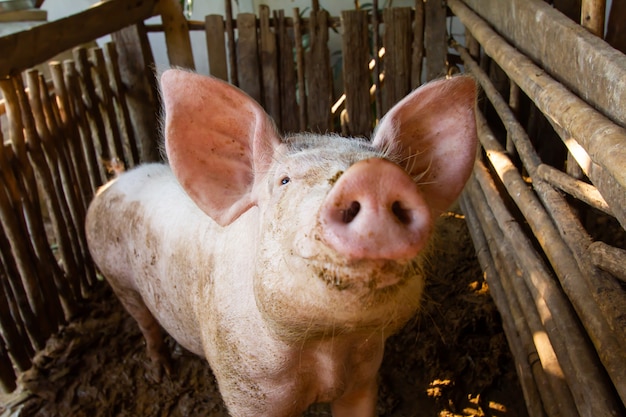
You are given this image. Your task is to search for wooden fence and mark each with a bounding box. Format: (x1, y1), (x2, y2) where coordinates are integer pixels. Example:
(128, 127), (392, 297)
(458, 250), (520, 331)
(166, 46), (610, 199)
(451, 0), (626, 416)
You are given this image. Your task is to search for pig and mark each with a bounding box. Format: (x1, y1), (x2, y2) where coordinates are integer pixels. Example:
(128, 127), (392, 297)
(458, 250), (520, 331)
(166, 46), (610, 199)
(85, 69), (477, 417)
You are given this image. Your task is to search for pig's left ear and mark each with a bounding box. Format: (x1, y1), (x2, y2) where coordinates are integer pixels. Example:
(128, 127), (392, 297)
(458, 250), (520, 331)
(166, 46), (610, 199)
(162, 69), (281, 226)
(371, 76), (477, 212)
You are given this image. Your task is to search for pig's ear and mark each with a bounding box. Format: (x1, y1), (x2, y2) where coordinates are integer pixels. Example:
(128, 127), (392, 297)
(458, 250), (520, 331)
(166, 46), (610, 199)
(371, 76), (477, 212)
(161, 69), (281, 226)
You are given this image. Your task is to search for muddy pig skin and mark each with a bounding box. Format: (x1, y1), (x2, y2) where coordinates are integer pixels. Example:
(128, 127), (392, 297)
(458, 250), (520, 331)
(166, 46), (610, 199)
(85, 69), (477, 417)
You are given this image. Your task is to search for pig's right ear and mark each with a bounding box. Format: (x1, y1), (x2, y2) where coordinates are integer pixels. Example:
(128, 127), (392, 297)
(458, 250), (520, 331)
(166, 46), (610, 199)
(161, 69), (281, 226)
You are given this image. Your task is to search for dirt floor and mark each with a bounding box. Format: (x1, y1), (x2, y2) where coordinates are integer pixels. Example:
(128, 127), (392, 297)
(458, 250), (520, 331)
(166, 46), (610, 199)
(1, 210), (528, 417)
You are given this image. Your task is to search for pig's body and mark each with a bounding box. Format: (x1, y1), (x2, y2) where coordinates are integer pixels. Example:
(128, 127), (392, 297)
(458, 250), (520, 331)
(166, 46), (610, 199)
(86, 70), (477, 417)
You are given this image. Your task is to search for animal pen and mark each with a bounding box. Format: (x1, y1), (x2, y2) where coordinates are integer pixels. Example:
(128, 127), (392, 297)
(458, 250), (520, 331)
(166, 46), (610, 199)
(0, 0), (625, 415)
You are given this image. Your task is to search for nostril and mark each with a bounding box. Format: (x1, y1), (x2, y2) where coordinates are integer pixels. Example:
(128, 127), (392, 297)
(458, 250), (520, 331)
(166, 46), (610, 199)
(391, 201), (412, 225)
(341, 201), (361, 224)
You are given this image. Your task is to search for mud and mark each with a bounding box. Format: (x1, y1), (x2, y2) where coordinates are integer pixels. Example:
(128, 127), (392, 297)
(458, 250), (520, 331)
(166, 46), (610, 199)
(2, 210), (528, 417)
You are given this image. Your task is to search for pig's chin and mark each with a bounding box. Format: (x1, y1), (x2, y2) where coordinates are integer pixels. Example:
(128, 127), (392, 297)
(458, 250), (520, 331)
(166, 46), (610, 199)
(311, 258), (413, 291)
(256, 254), (425, 343)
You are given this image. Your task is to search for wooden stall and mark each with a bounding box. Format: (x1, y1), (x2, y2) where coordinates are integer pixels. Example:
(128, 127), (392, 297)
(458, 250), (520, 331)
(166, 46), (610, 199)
(0, 0), (624, 415)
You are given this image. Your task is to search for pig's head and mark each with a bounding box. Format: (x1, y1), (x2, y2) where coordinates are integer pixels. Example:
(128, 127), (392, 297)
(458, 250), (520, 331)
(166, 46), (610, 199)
(161, 69), (477, 341)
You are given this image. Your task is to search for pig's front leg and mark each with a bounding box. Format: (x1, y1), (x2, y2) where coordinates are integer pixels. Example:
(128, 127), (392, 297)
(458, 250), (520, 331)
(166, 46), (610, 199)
(330, 378), (378, 417)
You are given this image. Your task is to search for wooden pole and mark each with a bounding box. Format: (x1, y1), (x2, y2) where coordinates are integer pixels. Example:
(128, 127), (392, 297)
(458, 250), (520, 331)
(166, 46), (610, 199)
(581, 0), (606, 36)
(156, 0), (195, 69)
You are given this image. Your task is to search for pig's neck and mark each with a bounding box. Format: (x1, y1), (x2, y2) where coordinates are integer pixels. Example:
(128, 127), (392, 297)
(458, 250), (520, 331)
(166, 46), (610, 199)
(194, 211), (387, 413)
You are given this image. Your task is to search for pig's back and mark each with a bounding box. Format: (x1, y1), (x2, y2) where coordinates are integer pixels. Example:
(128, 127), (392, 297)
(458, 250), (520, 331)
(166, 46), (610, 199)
(85, 163), (213, 355)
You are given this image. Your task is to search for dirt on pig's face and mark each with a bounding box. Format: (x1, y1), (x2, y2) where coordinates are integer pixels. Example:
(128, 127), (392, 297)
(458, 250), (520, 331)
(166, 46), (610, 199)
(253, 134), (427, 343)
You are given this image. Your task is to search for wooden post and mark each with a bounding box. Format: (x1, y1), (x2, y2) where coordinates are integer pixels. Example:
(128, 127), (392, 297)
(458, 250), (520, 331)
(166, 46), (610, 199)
(259, 5), (281, 126)
(293, 8), (307, 132)
(411, 0), (425, 89)
(205, 15), (229, 81)
(157, 0), (195, 69)
(581, 0), (605, 36)
(425, 0), (447, 81)
(341, 9), (372, 137)
(382, 8), (413, 113)
(306, 9), (332, 133)
(237, 13), (262, 104)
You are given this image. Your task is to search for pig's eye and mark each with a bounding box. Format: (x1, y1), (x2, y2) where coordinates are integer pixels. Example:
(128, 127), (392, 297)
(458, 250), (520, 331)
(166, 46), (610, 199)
(280, 176), (291, 186)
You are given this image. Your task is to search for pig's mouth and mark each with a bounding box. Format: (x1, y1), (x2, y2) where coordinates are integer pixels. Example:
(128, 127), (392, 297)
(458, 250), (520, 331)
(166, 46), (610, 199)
(312, 258), (419, 291)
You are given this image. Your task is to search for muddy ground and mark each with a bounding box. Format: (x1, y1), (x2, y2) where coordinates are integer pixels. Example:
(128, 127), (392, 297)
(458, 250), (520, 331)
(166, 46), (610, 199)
(2, 210), (528, 417)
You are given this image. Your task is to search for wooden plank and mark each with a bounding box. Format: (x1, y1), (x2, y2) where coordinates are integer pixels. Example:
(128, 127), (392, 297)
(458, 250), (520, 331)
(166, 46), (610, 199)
(205, 15), (229, 82)
(341, 9), (372, 137)
(157, 0), (195, 69)
(424, 0), (447, 81)
(411, 0), (425, 89)
(276, 10), (299, 134)
(293, 8), (307, 131)
(110, 22), (161, 163)
(0, 0), (159, 77)
(259, 5), (280, 126)
(237, 13), (262, 104)
(225, 0), (238, 86)
(459, 0), (626, 130)
(382, 8), (413, 114)
(306, 9), (332, 133)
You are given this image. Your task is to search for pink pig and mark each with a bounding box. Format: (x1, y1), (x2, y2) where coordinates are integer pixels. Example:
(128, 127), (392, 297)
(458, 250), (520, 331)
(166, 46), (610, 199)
(85, 69), (477, 417)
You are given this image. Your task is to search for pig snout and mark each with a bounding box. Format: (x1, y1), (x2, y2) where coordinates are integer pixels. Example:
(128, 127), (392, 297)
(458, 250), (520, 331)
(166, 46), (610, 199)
(319, 158), (432, 261)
